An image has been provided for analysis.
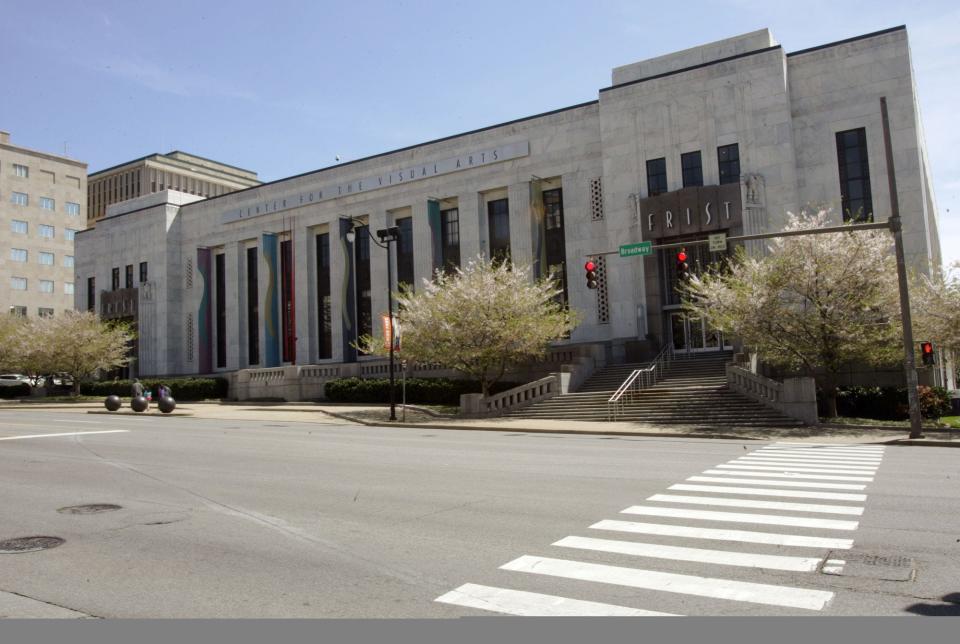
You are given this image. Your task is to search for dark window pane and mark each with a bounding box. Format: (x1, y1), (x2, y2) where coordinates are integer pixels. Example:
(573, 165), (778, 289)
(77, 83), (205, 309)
(646, 158), (667, 196)
(487, 198), (511, 264)
(316, 234), (332, 360)
(718, 144), (740, 185)
(681, 151), (703, 188)
(542, 188), (568, 305)
(246, 247), (259, 365)
(396, 217), (414, 291)
(836, 128), (873, 222)
(441, 208), (460, 272)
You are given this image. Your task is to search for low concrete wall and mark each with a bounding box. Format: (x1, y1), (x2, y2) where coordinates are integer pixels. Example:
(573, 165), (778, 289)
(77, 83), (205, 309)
(726, 364), (818, 425)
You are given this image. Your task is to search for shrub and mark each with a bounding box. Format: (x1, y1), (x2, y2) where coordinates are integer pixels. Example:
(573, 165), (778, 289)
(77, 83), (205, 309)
(0, 383), (31, 399)
(80, 377), (228, 401)
(919, 386), (952, 419)
(834, 385), (952, 420)
(323, 377), (521, 405)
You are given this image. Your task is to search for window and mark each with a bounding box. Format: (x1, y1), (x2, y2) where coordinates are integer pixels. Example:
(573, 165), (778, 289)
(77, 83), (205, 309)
(125, 264), (134, 289)
(315, 235), (331, 360)
(39, 252), (54, 266)
(66, 202), (80, 216)
(11, 277), (28, 291)
(38, 308), (54, 318)
(10, 306), (27, 317)
(487, 198), (511, 264)
(246, 247), (259, 365)
(396, 217), (414, 291)
(10, 248), (27, 262)
(718, 143), (740, 184)
(216, 253), (227, 368)
(836, 128), (873, 222)
(11, 220), (27, 234)
(440, 208), (461, 271)
(11, 192), (28, 206)
(542, 188), (569, 305)
(681, 151), (703, 187)
(64, 228), (77, 241)
(13, 164), (28, 178)
(64, 255), (74, 268)
(39, 280), (54, 293)
(354, 225), (373, 351)
(39, 225), (54, 238)
(111, 267), (120, 291)
(40, 197), (55, 210)
(64, 282), (74, 295)
(139, 261), (148, 283)
(87, 277), (96, 312)
(646, 158), (668, 196)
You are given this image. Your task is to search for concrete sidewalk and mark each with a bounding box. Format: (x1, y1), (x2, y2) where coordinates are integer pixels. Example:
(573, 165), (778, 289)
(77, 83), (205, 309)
(2, 400), (957, 445)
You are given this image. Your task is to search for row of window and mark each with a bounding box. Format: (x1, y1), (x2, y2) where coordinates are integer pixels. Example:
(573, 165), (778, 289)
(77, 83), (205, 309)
(8, 249), (74, 266)
(9, 277), (73, 294)
(4, 162), (82, 188)
(8, 306), (61, 318)
(645, 143), (740, 197)
(109, 263), (149, 290)
(9, 220), (78, 239)
(7, 191), (81, 214)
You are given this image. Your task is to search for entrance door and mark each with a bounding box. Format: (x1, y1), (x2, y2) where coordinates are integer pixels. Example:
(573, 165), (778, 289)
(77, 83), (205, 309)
(669, 311), (728, 354)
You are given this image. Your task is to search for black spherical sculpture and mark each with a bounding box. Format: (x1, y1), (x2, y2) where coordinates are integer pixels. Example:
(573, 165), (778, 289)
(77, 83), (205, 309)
(104, 395), (122, 412)
(158, 396), (176, 414)
(130, 396), (149, 412)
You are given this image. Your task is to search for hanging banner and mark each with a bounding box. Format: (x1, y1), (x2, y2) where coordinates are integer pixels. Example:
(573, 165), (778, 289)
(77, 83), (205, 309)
(427, 199), (443, 276)
(381, 314), (401, 352)
(261, 233), (281, 367)
(530, 179), (546, 280)
(340, 218), (358, 363)
(197, 248), (213, 374)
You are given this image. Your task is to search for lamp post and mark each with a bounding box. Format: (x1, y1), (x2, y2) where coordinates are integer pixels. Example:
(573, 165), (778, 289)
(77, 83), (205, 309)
(344, 219), (400, 421)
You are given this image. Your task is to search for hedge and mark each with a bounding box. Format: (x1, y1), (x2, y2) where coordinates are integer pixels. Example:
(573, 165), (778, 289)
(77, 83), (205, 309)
(834, 385), (952, 420)
(80, 377), (229, 401)
(0, 383), (31, 399)
(324, 377), (521, 405)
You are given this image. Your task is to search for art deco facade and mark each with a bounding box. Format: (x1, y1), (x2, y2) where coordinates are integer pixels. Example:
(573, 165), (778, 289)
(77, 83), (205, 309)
(75, 27), (942, 390)
(1, 131), (87, 319)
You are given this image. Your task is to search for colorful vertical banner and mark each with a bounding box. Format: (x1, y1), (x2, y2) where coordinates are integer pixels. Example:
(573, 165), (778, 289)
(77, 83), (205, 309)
(427, 199), (443, 275)
(196, 247), (213, 374)
(261, 233), (281, 367)
(530, 179), (546, 280)
(339, 218), (358, 363)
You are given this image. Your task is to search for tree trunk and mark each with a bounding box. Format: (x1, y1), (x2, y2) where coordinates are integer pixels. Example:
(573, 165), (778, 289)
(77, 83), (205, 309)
(823, 387), (839, 418)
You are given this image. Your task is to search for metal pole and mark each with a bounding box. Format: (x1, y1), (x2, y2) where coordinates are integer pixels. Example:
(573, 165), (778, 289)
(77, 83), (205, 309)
(387, 237), (397, 421)
(881, 96), (924, 439)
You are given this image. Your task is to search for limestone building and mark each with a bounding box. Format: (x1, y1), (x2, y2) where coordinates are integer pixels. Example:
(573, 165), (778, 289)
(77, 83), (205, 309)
(1, 131), (87, 319)
(74, 27), (943, 393)
(87, 151), (260, 225)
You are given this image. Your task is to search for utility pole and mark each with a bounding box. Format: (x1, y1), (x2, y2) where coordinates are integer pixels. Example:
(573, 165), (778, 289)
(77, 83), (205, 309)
(881, 96), (924, 439)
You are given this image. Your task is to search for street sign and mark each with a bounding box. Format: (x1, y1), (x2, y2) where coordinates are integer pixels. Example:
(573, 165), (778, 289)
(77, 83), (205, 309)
(708, 233), (727, 252)
(619, 241), (653, 257)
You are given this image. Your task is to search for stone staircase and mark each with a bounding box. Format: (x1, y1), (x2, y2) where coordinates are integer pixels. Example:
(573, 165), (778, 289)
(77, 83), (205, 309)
(503, 351), (804, 427)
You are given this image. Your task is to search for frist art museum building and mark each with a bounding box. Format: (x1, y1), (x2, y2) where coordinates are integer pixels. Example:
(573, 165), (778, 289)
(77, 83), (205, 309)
(75, 26), (943, 400)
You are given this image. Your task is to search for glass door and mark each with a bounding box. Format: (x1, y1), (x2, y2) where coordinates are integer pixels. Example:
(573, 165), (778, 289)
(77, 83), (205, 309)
(669, 312), (730, 354)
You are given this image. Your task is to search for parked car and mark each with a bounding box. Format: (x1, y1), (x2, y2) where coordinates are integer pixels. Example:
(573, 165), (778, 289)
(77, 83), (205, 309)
(0, 374), (32, 387)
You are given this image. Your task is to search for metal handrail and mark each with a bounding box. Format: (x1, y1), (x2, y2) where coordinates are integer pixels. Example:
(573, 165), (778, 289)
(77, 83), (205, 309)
(607, 344), (674, 421)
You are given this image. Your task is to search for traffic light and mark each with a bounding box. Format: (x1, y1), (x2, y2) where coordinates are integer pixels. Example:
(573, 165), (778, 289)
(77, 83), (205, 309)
(676, 248), (690, 281)
(584, 260), (598, 290)
(920, 341), (935, 366)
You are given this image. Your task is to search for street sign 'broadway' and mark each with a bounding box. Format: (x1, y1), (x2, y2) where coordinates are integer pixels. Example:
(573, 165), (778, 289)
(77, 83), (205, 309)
(619, 241), (653, 257)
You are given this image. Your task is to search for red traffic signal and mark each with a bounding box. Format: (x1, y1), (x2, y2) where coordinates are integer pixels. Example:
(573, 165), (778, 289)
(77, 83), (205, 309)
(920, 341), (935, 366)
(676, 248), (690, 280)
(676, 250), (688, 263)
(585, 260), (598, 290)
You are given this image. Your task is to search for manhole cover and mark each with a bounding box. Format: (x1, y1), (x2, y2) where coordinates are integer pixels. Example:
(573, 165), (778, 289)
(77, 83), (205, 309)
(822, 550), (915, 581)
(0, 536), (65, 554)
(57, 504), (122, 515)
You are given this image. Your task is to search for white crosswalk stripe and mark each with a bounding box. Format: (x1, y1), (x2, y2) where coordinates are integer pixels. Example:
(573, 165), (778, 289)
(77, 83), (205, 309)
(499, 556), (835, 610)
(435, 444), (883, 616)
(647, 493), (864, 515)
(702, 469), (874, 482)
(552, 535), (823, 571)
(435, 583), (679, 616)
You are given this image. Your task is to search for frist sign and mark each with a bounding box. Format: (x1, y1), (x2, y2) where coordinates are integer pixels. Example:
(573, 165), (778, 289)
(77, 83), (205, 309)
(639, 183), (742, 240)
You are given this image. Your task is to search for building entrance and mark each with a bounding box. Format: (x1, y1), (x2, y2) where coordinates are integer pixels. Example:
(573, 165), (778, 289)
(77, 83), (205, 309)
(668, 311), (729, 354)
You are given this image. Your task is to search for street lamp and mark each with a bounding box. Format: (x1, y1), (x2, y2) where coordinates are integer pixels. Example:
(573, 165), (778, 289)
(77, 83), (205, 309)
(342, 217), (400, 421)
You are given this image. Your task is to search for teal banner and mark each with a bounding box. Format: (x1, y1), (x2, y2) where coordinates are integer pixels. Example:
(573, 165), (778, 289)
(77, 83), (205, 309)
(427, 199), (442, 275)
(261, 233), (281, 367)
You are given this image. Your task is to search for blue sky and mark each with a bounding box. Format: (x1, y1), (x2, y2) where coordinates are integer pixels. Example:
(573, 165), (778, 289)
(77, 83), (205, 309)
(2, 1), (957, 265)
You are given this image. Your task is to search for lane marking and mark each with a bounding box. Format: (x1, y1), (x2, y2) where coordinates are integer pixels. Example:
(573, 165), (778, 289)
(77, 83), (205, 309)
(621, 505), (858, 530)
(0, 430), (130, 441)
(772, 442), (880, 448)
(553, 535), (823, 571)
(49, 419), (100, 424)
(748, 453), (882, 463)
(688, 476), (865, 490)
(759, 449), (884, 457)
(435, 583), (677, 616)
(703, 469), (873, 482)
(735, 458), (877, 471)
(670, 483), (866, 501)
(765, 445), (885, 451)
(591, 519), (855, 549)
(718, 464), (879, 476)
(647, 493), (864, 516)
(500, 555), (835, 610)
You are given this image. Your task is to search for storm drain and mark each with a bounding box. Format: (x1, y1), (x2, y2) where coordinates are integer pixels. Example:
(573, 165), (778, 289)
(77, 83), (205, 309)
(822, 551), (916, 581)
(57, 504), (122, 515)
(0, 536), (65, 554)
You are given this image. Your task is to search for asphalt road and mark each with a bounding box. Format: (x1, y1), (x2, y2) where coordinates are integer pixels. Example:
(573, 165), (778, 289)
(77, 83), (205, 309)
(0, 410), (958, 618)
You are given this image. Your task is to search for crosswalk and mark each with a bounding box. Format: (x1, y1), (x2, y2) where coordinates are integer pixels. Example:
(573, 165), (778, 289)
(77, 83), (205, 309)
(435, 442), (885, 616)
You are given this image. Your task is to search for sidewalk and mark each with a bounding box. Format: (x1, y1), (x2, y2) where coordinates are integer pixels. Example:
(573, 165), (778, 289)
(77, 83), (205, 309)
(2, 399), (957, 445)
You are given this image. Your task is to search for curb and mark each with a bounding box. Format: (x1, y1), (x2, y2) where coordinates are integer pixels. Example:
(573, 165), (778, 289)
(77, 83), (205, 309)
(87, 410), (193, 417)
(884, 438), (960, 448)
